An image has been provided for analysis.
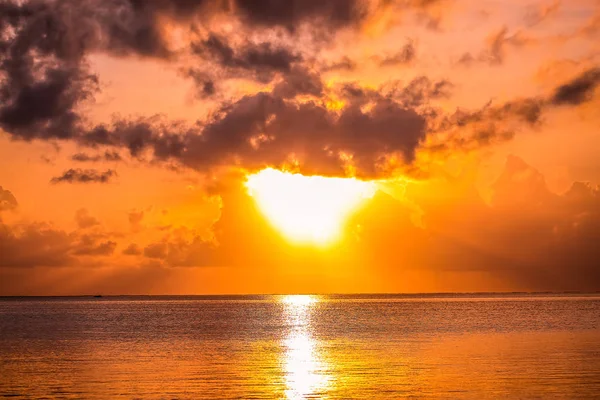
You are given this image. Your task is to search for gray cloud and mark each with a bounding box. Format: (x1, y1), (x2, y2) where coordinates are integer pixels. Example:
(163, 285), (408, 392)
(177, 88), (428, 177)
(378, 40), (416, 67)
(272, 67), (324, 98)
(72, 234), (116, 256)
(0, 186), (18, 212)
(0, 220), (116, 268)
(185, 34), (304, 95)
(71, 70), (595, 178)
(72, 151), (122, 162)
(128, 210), (144, 232)
(384, 76), (453, 107)
(0, 222), (73, 267)
(74, 76), (432, 178)
(550, 67), (600, 106)
(122, 243), (142, 256)
(75, 208), (100, 229)
(321, 56), (356, 72)
(144, 242), (168, 259)
(458, 26), (534, 66)
(50, 169), (117, 184)
(231, 0), (370, 30)
(193, 34), (301, 78)
(0, 1), (98, 141)
(0, 0), (598, 181)
(0, 0), (433, 142)
(350, 155), (600, 291)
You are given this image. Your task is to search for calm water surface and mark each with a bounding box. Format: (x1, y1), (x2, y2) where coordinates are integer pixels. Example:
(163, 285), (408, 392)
(0, 294), (599, 399)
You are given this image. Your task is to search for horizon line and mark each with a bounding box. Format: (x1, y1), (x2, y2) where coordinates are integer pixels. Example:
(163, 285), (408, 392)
(1, 290), (599, 298)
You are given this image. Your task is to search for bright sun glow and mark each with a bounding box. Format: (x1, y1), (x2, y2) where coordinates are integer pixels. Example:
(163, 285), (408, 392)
(281, 294), (318, 306)
(246, 168), (376, 245)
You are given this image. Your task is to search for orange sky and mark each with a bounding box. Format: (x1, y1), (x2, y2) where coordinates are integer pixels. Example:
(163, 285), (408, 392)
(1, 0), (599, 295)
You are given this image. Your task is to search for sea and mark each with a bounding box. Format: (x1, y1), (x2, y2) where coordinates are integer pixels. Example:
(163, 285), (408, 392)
(0, 294), (599, 399)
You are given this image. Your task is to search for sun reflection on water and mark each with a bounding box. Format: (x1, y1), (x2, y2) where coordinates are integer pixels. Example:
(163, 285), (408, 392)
(280, 295), (330, 399)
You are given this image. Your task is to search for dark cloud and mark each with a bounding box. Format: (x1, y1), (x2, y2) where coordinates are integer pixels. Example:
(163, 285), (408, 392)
(141, 232), (216, 267)
(72, 234), (117, 256)
(384, 76), (453, 107)
(321, 57), (356, 72)
(0, 64), (98, 141)
(200, 79), (217, 97)
(186, 34), (303, 94)
(426, 99), (543, 154)
(2, 66), (588, 181)
(139, 225), (221, 268)
(128, 210), (144, 232)
(40, 155), (55, 165)
(0, 0), (442, 145)
(229, 0), (442, 32)
(0, 0), (210, 142)
(104, 150), (122, 161)
(0, 1), (98, 141)
(0, 0), (210, 68)
(483, 157), (600, 289)
(428, 67), (600, 154)
(81, 118), (191, 159)
(550, 68), (600, 106)
(0, 1), (598, 181)
(186, 76), (216, 98)
(122, 243), (142, 255)
(350, 155), (600, 290)
(0, 186), (18, 212)
(50, 169), (117, 184)
(144, 242), (168, 259)
(272, 67), (324, 98)
(457, 52), (475, 66)
(178, 87), (427, 177)
(458, 27), (534, 66)
(183, 69), (217, 100)
(0, 222), (73, 267)
(378, 40), (416, 67)
(0, 218), (116, 268)
(72, 151), (122, 162)
(98, 0), (231, 59)
(0, 0), (391, 78)
(75, 208), (100, 229)
(231, 0), (370, 30)
(193, 34), (301, 80)
(72, 152), (98, 162)
(497, 97), (545, 125)
(74, 70), (596, 178)
(74, 76), (434, 177)
(442, 97), (545, 131)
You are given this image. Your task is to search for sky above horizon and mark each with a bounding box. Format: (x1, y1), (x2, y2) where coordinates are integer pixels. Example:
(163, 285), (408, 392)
(1, 0), (599, 295)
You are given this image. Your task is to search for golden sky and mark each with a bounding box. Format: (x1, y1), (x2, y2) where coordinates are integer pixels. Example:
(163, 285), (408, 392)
(1, 0), (599, 295)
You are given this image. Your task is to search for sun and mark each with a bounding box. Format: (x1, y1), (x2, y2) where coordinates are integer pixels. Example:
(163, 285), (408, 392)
(245, 168), (376, 245)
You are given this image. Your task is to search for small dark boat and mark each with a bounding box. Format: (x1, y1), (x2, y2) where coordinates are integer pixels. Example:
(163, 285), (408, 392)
(93, 295), (102, 298)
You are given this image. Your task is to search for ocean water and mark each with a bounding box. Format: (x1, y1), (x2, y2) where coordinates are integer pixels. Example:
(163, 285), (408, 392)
(0, 294), (599, 399)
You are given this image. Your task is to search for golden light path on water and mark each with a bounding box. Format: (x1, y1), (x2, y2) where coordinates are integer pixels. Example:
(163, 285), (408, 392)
(280, 295), (330, 399)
